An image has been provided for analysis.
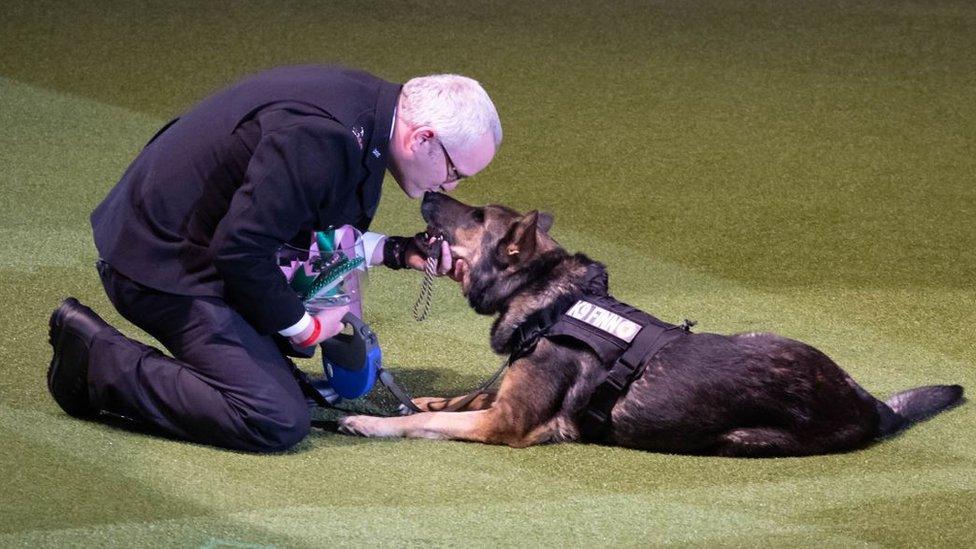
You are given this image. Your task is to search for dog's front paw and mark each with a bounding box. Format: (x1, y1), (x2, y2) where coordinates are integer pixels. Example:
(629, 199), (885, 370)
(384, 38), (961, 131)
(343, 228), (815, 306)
(337, 415), (398, 438)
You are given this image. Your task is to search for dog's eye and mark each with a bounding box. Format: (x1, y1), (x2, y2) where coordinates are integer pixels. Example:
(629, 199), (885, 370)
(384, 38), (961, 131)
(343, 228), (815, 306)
(472, 209), (485, 223)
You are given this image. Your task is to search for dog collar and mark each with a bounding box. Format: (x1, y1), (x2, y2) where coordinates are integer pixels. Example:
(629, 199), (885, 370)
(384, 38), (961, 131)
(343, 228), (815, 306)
(504, 262), (610, 359)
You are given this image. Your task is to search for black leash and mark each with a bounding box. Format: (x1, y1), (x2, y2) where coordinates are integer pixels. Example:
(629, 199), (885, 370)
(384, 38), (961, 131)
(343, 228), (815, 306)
(432, 327), (545, 412)
(436, 355), (512, 412)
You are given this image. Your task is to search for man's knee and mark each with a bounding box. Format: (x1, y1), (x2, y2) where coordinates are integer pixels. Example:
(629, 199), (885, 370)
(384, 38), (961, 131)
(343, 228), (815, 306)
(238, 399), (311, 453)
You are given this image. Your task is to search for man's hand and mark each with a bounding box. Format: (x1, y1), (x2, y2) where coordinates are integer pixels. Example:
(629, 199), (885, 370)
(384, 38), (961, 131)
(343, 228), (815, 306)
(404, 237), (453, 275)
(289, 305), (350, 348)
(383, 234), (454, 276)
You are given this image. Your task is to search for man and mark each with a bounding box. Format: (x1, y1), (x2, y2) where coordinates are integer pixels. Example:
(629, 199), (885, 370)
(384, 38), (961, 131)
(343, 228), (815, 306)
(46, 65), (502, 452)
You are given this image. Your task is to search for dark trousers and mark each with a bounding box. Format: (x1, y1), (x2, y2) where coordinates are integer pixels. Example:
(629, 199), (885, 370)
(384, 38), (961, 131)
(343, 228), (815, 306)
(88, 260), (311, 452)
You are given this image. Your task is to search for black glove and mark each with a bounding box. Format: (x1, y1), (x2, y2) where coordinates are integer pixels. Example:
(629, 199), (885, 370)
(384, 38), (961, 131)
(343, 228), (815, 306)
(383, 233), (440, 270)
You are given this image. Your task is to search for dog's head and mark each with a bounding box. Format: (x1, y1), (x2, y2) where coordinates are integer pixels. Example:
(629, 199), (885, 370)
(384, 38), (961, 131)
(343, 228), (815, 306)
(421, 192), (555, 315)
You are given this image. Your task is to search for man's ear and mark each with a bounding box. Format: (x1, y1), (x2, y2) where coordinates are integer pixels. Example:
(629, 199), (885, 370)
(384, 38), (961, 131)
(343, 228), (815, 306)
(502, 210), (552, 262)
(409, 126), (435, 152)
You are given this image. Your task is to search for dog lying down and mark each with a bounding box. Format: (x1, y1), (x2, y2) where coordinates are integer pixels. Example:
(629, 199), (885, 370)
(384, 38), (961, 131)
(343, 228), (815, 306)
(338, 193), (964, 457)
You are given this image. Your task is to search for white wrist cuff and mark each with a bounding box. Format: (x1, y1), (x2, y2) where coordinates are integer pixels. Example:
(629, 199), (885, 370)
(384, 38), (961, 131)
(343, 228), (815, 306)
(278, 312), (312, 337)
(362, 231), (387, 268)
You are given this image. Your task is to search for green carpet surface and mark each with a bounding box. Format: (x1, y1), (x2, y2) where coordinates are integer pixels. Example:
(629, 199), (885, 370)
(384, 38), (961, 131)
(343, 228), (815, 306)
(1, 1), (974, 546)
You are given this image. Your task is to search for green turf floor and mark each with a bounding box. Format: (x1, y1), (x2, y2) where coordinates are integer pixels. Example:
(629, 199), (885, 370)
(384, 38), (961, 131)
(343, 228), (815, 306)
(2, 1), (974, 546)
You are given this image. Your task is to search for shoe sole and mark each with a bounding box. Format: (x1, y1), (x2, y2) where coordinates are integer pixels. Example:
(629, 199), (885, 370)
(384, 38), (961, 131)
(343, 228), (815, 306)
(47, 298), (94, 417)
(47, 299), (73, 395)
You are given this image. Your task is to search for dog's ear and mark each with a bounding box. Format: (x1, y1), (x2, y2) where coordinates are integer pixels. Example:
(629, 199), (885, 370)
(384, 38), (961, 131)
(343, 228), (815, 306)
(536, 211), (554, 233)
(501, 210), (551, 263)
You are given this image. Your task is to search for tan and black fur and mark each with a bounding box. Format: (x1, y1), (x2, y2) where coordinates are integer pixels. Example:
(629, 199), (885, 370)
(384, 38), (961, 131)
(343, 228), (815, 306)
(338, 193), (963, 456)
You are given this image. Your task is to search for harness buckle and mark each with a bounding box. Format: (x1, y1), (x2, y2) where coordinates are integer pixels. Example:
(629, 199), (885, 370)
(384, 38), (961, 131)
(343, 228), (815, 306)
(603, 362), (634, 391)
(584, 407), (608, 425)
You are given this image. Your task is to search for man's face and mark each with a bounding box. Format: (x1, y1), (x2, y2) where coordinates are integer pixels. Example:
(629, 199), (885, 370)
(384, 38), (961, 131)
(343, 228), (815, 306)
(388, 124), (496, 199)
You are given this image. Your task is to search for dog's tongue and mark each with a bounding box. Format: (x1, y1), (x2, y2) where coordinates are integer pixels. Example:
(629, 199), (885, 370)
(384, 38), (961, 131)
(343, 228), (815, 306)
(448, 259), (466, 283)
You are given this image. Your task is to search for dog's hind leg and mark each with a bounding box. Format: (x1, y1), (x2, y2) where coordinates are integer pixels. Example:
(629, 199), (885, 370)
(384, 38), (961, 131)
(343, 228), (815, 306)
(714, 423), (871, 457)
(409, 391), (497, 412)
(713, 427), (812, 457)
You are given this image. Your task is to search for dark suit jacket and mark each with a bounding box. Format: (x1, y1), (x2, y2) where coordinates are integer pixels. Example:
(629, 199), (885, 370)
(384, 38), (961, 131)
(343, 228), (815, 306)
(91, 66), (401, 334)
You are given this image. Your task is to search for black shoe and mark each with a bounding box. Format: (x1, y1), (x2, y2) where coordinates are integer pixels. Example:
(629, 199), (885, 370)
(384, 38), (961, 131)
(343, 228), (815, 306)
(47, 297), (113, 418)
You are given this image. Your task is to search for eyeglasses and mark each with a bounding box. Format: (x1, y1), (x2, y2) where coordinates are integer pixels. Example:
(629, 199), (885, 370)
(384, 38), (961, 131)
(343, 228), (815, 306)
(436, 138), (462, 184)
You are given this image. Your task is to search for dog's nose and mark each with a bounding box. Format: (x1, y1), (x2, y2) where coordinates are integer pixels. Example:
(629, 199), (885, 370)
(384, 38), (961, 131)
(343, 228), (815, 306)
(422, 191), (442, 206)
(421, 192), (442, 222)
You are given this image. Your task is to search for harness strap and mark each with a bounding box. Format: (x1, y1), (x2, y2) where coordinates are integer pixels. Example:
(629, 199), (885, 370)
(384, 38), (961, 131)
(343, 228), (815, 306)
(579, 323), (690, 442)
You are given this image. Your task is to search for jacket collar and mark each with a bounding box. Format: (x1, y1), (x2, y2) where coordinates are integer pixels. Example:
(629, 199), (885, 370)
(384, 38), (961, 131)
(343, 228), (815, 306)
(358, 81), (401, 219)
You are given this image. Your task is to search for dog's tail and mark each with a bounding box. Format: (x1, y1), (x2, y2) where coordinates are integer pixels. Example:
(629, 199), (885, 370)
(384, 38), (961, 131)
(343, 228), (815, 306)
(875, 384), (964, 438)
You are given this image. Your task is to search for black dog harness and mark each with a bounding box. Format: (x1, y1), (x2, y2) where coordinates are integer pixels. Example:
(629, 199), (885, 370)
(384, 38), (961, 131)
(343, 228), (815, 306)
(549, 296), (694, 441)
(505, 273), (694, 443)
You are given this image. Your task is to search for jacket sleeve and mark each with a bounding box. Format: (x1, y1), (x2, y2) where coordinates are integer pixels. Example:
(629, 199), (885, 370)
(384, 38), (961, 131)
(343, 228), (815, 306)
(211, 116), (357, 334)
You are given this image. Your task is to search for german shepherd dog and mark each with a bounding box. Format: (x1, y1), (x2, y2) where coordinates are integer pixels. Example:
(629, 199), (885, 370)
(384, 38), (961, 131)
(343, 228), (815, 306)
(338, 193), (964, 456)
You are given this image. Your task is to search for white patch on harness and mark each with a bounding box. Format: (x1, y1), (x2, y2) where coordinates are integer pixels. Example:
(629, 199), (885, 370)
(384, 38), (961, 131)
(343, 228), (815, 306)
(565, 300), (642, 343)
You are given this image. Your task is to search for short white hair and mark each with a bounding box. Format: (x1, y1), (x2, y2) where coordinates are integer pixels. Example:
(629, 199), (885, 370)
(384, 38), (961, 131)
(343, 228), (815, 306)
(398, 74), (502, 152)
